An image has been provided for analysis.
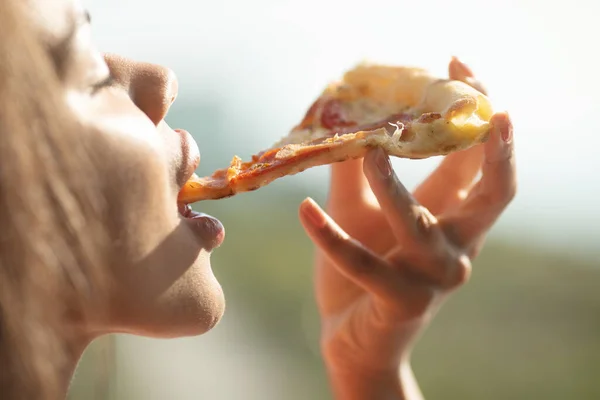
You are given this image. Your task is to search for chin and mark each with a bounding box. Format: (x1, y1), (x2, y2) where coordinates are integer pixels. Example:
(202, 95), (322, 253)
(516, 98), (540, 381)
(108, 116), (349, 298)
(179, 282), (226, 337)
(110, 261), (227, 339)
(156, 271), (226, 338)
(126, 289), (226, 339)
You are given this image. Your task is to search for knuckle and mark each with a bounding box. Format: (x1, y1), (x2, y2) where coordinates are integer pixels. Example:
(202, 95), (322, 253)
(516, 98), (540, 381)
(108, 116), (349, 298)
(450, 254), (472, 287)
(452, 254), (473, 287)
(321, 225), (350, 247)
(479, 181), (516, 209)
(413, 206), (438, 237)
(466, 239), (485, 259)
(439, 251), (472, 288)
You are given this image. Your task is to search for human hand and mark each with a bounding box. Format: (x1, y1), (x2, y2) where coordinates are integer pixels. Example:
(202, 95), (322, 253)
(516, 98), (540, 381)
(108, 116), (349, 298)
(299, 58), (516, 399)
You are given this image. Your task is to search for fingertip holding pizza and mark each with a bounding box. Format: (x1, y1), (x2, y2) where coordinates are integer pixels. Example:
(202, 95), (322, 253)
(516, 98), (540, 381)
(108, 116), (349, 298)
(178, 60), (497, 204)
(493, 112), (513, 143)
(483, 112), (515, 174)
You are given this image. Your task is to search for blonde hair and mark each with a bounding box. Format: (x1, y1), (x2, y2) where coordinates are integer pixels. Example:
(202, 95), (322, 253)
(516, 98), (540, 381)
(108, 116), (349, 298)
(0, 0), (109, 398)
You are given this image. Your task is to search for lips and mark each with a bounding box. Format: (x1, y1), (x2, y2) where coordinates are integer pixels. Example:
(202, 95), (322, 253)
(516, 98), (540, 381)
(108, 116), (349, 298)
(178, 203), (225, 251)
(173, 128), (225, 251)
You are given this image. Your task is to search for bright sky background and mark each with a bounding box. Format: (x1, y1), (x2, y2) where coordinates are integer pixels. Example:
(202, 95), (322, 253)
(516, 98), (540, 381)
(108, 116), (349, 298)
(85, 0), (599, 254)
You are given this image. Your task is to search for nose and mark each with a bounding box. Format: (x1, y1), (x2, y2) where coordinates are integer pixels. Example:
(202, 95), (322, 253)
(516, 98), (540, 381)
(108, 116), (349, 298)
(103, 54), (179, 125)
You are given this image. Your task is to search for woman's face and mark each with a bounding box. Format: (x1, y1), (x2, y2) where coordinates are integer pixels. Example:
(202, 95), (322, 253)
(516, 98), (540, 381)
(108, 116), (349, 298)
(30, 0), (226, 337)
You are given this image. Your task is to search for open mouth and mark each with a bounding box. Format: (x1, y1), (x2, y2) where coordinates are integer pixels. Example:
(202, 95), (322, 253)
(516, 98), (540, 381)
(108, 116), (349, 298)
(177, 203), (203, 219)
(173, 127), (225, 250)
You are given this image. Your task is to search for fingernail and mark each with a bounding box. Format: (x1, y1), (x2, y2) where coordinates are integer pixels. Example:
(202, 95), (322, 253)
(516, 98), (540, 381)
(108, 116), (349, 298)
(501, 126), (512, 143)
(501, 116), (513, 143)
(301, 198), (327, 228)
(375, 149), (392, 178)
(452, 56), (474, 77)
(502, 124), (513, 144)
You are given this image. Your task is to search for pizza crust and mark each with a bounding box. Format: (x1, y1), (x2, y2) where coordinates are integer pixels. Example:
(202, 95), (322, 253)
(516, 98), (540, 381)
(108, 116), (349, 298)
(178, 63), (494, 203)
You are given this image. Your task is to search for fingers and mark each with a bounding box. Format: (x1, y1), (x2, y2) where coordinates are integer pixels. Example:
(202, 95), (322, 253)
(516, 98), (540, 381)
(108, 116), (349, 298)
(414, 57), (489, 214)
(299, 198), (407, 303)
(414, 145), (484, 215)
(328, 56), (485, 213)
(448, 56), (487, 95)
(361, 149), (466, 285)
(300, 197), (470, 307)
(361, 149), (477, 287)
(363, 149), (444, 251)
(441, 112), (516, 249)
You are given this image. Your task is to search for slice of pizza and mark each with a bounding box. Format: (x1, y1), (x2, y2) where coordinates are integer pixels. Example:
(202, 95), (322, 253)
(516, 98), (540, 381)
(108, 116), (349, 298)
(178, 63), (494, 203)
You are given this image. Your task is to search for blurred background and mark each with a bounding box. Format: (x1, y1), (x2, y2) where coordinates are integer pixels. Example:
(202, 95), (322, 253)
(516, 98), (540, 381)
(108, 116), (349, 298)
(69, 0), (599, 398)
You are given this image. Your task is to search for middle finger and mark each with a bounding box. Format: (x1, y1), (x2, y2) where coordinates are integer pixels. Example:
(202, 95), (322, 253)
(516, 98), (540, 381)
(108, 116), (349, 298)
(363, 148), (444, 252)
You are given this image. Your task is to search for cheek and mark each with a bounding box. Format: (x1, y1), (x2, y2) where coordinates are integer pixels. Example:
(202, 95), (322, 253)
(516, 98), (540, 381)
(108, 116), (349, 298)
(70, 90), (174, 211)
(69, 88), (163, 151)
(76, 95), (179, 256)
(89, 90), (164, 152)
(68, 91), (226, 337)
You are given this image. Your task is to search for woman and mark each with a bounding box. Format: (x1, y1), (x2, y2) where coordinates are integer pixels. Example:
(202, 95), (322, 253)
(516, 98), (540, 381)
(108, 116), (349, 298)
(0, 0), (515, 398)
